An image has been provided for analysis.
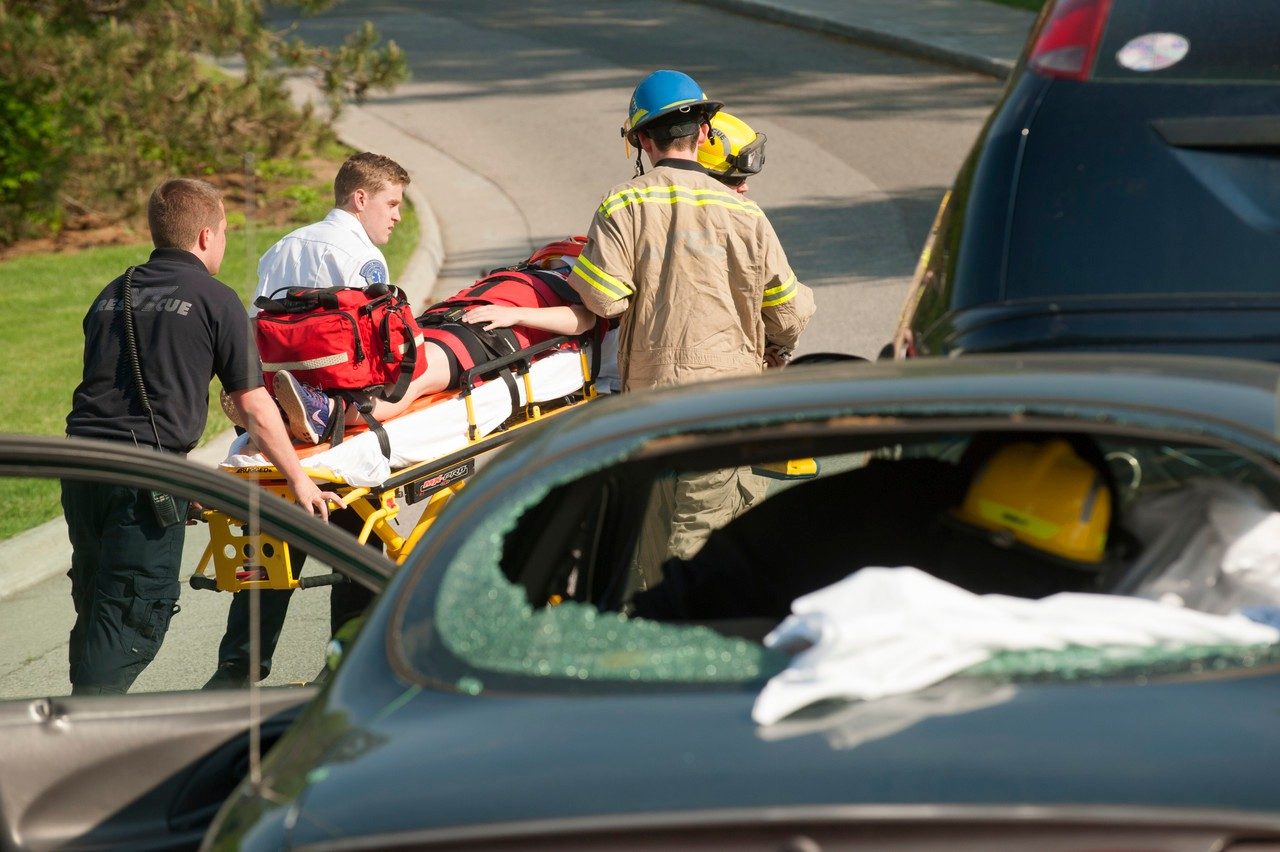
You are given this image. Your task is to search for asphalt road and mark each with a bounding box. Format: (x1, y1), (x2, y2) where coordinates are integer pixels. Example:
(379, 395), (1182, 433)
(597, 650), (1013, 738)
(0, 523), (337, 696)
(0, 458), (443, 698)
(0, 2), (1000, 699)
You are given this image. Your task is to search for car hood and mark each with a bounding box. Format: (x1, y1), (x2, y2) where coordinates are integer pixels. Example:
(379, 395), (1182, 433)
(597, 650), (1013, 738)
(222, 668), (1280, 847)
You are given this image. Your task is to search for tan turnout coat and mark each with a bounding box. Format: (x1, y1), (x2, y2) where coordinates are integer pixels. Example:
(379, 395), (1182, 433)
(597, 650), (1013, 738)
(570, 161), (815, 391)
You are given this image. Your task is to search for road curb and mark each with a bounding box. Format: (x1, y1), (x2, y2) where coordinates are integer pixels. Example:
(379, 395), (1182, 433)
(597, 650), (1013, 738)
(684, 0), (1016, 80)
(0, 517), (71, 603)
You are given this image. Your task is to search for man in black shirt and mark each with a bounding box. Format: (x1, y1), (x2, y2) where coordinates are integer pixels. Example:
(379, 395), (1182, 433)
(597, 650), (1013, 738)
(63, 177), (336, 695)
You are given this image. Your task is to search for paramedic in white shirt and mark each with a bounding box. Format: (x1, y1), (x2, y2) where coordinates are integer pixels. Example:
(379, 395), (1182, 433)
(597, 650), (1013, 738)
(251, 151), (409, 310)
(205, 151), (409, 691)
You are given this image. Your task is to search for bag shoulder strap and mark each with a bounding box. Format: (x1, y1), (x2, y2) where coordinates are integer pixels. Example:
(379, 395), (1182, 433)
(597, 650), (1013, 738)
(254, 286), (343, 314)
(418, 266), (567, 324)
(375, 303), (420, 404)
(529, 267), (582, 305)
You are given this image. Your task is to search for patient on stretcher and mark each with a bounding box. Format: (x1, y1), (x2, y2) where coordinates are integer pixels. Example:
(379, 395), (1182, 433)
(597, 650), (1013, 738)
(273, 237), (599, 444)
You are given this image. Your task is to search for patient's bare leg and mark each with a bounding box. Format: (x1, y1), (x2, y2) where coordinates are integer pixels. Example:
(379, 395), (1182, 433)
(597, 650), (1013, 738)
(346, 341), (453, 424)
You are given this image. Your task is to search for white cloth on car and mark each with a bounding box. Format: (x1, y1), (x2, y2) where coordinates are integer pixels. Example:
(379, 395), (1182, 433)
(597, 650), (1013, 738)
(752, 566), (1279, 726)
(1125, 479), (1280, 613)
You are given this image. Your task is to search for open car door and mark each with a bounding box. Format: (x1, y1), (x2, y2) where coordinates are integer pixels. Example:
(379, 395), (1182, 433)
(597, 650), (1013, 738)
(0, 435), (392, 851)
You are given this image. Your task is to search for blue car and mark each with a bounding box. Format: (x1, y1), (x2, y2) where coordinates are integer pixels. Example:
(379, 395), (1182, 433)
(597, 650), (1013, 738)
(895, 0), (1280, 360)
(188, 354), (1280, 849)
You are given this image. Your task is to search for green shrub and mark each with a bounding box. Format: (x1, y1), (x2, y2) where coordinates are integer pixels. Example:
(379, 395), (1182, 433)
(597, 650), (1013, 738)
(257, 158), (314, 181)
(0, 12), (70, 242)
(0, 0), (408, 248)
(282, 184), (329, 223)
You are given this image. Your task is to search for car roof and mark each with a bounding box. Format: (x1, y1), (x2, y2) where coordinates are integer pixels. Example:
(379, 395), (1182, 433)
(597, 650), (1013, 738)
(537, 354), (1280, 458)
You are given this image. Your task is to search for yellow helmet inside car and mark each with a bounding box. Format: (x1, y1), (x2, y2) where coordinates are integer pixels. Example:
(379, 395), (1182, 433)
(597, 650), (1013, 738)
(698, 111), (766, 178)
(953, 439), (1110, 564)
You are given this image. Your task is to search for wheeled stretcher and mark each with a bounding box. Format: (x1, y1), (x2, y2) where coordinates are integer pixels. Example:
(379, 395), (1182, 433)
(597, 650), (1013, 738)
(190, 334), (599, 593)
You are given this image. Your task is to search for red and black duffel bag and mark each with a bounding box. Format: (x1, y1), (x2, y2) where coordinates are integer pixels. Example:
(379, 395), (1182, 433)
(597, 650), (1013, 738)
(254, 283), (426, 403)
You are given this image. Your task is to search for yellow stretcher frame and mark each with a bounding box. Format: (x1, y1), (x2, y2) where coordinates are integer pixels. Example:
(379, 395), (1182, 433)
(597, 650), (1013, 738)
(192, 334), (599, 594)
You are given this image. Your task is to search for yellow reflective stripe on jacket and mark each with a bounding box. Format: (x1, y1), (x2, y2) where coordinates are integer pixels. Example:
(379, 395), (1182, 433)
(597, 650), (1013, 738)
(761, 272), (798, 308)
(599, 185), (764, 219)
(573, 254), (633, 300)
(599, 184), (762, 217)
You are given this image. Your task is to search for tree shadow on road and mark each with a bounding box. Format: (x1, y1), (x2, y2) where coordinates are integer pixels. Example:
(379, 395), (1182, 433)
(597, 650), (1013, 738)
(766, 186), (948, 286)
(307, 0), (1002, 122)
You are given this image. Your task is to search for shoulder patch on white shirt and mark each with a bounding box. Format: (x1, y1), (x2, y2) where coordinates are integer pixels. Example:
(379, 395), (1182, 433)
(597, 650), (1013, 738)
(359, 259), (389, 286)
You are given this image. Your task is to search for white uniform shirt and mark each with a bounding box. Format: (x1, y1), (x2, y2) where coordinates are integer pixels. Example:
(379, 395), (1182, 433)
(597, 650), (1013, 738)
(252, 208), (390, 313)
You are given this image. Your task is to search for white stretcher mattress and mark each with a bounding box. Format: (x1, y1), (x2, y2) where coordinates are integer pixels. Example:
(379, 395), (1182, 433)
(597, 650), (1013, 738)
(223, 349), (589, 486)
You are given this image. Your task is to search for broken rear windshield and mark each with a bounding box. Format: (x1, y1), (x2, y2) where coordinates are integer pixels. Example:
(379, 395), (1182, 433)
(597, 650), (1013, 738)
(400, 433), (1280, 706)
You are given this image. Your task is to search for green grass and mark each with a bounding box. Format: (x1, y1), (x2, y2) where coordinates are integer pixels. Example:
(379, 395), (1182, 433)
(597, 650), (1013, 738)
(0, 202), (419, 541)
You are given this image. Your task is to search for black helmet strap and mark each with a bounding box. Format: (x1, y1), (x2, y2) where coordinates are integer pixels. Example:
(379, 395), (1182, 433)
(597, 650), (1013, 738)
(648, 119), (701, 143)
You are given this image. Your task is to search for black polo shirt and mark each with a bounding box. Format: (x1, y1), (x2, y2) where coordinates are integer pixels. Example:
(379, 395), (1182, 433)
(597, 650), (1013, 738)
(66, 248), (262, 453)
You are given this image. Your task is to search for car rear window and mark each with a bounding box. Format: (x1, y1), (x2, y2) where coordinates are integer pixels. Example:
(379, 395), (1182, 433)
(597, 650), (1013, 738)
(403, 431), (1280, 703)
(1096, 0), (1280, 83)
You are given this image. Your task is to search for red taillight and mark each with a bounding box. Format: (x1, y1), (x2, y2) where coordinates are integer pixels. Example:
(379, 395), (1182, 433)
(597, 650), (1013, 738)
(1028, 0), (1113, 80)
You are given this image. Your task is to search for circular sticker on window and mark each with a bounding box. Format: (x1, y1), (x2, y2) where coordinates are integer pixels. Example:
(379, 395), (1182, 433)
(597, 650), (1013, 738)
(1116, 33), (1189, 72)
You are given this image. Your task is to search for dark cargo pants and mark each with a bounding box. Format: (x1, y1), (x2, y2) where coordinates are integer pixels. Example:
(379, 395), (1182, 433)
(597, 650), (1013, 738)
(61, 480), (186, 695)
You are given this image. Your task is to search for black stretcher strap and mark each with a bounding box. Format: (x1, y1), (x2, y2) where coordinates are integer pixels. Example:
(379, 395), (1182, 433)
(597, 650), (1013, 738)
(328, 390), (392, 459)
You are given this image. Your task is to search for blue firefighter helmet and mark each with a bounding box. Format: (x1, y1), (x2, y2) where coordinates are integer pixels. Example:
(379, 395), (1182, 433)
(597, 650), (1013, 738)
(623, 70), (723, 144)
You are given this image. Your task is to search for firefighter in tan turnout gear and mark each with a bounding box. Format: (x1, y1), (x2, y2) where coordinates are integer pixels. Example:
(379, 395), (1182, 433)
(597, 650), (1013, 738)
(570, 70), (816, 563)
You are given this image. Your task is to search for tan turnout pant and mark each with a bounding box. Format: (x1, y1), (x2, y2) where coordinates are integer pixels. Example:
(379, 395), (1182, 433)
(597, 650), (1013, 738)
(632, 466), (768, 594)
